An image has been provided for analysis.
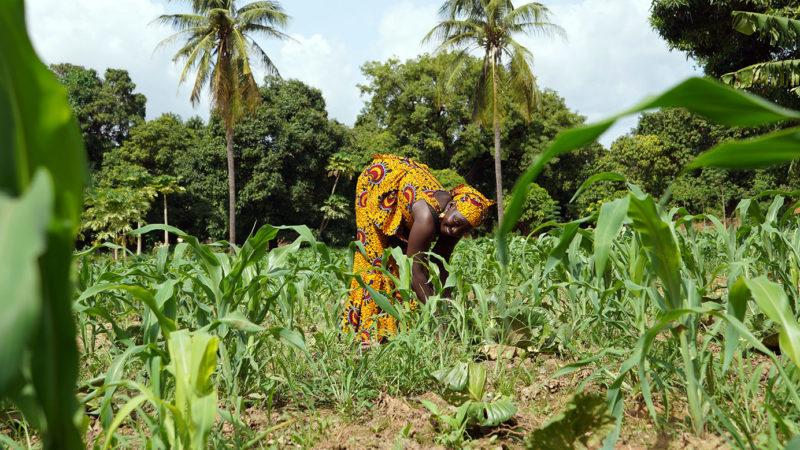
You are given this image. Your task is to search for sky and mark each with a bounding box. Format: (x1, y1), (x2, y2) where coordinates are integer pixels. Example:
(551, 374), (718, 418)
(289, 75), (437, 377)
(25, 0), (701, 148)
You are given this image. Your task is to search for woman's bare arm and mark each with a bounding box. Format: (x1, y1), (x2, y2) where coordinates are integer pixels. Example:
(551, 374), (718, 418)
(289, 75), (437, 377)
(406, 201), (437, 304)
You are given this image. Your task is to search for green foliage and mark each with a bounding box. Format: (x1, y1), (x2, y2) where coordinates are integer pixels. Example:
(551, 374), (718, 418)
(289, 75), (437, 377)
(355, 53), (598, 224)
(650, 0), (800, 107)
(525, 392), (616, 449)
(723, 11), (800, 95)
(108, 113), (195, 178)
(51, 63), (146, 170)
(424, 362), (516, 445)
(356, 53), (484, 170)
(101, 330), (219, 450)
(81, 183), (156, 246)
(500, 75), (800, 447)
(503, 182), (558, 234)
(157, 0), (291, 246)
(577, 108), (774, 218)
(424, 0), (567, 222)
(431, 168), (467, 191)
(0, 1), (88, 446)
(234, 78), (350, 241)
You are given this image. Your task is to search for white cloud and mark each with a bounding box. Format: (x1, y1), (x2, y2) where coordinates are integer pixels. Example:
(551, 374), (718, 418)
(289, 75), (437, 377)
(24, 0), (701, 146)
(522, 0), (700, 146)
(374, 1), (439, 62)
(271, 33), (360, 124)
(26, 0), (210, 122)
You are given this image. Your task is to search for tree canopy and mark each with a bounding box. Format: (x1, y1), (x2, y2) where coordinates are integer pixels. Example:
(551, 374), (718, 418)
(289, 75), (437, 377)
(51, 63), (146, 170)
(650, 0), (800, 106)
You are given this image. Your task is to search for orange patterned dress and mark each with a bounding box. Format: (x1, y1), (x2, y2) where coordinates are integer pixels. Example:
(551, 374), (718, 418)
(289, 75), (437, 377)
(342, 154), (446, 341)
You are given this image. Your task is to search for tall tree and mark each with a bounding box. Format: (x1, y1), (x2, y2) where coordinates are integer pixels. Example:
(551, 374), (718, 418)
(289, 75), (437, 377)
(650, 0), (800, 107)
(354, 53), (599, 223)
(51, 64), (146, 170)
(424, 0), (564, 227)
(157, 0), (290, 248)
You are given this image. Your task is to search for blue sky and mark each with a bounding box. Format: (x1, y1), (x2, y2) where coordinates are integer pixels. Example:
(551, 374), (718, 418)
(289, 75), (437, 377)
(25, 0), (700, 147)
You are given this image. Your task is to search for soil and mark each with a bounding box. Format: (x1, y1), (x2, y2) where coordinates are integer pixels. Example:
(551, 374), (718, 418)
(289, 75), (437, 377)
(0, 350), (743, 449)
(238, 354), (732, 449)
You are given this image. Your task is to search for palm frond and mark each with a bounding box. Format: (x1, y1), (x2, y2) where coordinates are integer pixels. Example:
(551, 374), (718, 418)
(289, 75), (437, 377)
(190, 51), (213, 105)
(732, 10), (800, 46)
(423, 19), (482, 45)
(438, 0), (487, 20)
(173, 33), (215, 86)
(247, 38), (281, 77)
(506, 43), (540, 118)
(237, 1), (289, 28)
(722, 59), (800, 94)
(443, 50), (474, 90)
(155, 25), (209, 52)
(154, 13), (207, 31)
(159, 0), (288, 126)
(470, 53), (494, 124)
(501, 35), (535, 69)
(238, 23), (293, 42)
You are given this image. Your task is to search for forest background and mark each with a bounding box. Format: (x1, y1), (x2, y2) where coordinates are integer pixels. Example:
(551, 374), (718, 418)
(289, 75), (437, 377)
(59, 0), (800, 252)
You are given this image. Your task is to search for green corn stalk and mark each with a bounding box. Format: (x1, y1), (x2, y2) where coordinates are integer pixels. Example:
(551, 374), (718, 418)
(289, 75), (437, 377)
(102, 329), (219, 450)
(500, 76), (800, 447)
(1, 1), (88, 447)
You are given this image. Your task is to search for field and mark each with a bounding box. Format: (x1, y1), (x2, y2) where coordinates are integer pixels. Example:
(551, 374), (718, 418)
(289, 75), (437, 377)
(3, 198), (800, 448)
(6, 5), (800, 446)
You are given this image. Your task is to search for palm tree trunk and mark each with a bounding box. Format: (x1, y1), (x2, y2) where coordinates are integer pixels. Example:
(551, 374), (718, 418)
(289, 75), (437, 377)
(163, 194), (169, 246)
(491, 49), (504, 229)
(226, 124), (237, 251)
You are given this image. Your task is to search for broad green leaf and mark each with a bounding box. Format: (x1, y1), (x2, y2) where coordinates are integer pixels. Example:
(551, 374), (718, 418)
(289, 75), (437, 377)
(269, 327), (308, 356)
(745, 277), (800, 371)
(0, 171), (51, 393)
(467, 362), (487, 401)
(627, 194), (682, 310)
(355, 276), (403, 323)
(0, 1), (87, 224)
(78, 283), (177, 337)
(218, 311), (265, 332)
(470, 400), (517, 427)
(731, 10), (800, 40)
(432, 362), (468, 392)
(544, 222), (580, 274)
(499, 76), (800, 263)
(723, 278), (750, 371)
(101, 394), (149, 450)
(1, 1), (88, 447)
(419, 399), (440, 416)
(689, 127), (800, 170)
(569, 172), (627, 203)
(594, 196), (630, 279)
(189, 333), (218, 448)
(736, 198), (766, 225)
(134, 224), (220, 270)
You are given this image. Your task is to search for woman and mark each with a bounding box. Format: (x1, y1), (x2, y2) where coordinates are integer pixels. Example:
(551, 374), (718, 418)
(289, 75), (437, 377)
(342, 154), (494, 343)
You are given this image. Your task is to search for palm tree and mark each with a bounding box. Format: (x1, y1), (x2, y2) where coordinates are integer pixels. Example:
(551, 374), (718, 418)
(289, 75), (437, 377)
(424, 0), (564, 227)
(157, 0), (289, 248)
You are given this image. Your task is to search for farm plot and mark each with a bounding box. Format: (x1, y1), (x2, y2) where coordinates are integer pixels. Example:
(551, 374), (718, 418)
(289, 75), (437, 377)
(3, 194), (800, 448)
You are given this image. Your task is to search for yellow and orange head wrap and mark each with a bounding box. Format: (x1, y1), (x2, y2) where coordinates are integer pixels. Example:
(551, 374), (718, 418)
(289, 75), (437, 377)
(450, 184), (495, 228)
